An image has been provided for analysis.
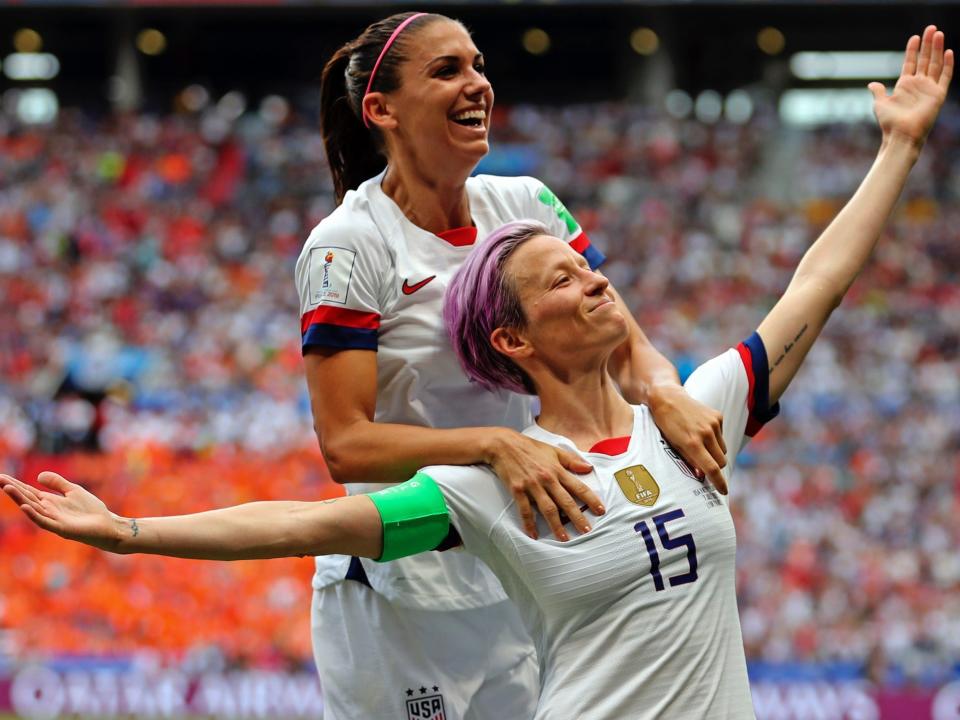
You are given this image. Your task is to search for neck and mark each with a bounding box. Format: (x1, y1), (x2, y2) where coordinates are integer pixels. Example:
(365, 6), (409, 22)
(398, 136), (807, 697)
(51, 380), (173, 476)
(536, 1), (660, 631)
(381, 159), (474, 234)
(534, 362), (635, 452)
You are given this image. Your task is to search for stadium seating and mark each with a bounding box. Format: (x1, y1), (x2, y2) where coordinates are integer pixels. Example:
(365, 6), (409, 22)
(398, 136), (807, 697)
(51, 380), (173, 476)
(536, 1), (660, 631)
(1, 102), (958, 681)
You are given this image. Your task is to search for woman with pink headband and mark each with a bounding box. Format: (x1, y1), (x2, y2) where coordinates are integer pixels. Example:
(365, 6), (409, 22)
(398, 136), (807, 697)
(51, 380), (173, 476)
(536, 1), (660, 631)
(1, 24), (952, 717)
(294, 11), (729, 717)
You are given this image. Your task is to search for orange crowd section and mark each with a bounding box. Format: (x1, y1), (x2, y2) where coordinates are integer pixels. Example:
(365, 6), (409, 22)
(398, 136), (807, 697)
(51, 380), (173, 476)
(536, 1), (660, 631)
(0, 446), (344, 666)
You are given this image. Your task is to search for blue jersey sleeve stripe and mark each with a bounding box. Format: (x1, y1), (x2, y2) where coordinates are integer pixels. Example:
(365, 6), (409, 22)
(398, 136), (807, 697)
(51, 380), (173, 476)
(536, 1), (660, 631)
(570, 232), (606, 270)
(302, 324), (378, 353)
(742, 332), (781, 432)
(583, 244), (606, 271)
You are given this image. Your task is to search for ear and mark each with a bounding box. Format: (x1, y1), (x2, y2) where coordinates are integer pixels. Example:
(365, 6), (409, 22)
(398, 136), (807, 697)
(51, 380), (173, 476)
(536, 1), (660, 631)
(490, 326), (534, 363)
(362, 92), (398, 131)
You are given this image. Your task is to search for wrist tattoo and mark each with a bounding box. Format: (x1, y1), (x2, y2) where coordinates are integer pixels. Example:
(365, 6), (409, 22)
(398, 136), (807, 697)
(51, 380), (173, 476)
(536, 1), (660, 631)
(130, 518), (140, 537)
(770, 324), (809, 374)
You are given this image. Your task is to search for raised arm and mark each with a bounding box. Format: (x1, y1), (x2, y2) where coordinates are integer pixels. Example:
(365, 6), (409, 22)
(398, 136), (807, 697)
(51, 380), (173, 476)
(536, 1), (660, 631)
(306, 348), (602, 540)
(757, 26), (952, 405)
(1, 472), (383, 560)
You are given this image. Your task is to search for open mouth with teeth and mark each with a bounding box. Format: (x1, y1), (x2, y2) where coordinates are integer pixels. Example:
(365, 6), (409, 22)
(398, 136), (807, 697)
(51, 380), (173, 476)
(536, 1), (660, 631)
(451, 109), (486, 128)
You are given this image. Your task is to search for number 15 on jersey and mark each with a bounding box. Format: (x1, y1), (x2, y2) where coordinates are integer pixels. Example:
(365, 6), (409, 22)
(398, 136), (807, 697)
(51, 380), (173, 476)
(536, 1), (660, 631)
(635, 509), (699, 592)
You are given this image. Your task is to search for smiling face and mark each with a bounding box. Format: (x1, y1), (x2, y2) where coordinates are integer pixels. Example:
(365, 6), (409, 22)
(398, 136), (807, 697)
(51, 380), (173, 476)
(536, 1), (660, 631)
(496, 235), (629, 377)
(370, 19), (494, 174)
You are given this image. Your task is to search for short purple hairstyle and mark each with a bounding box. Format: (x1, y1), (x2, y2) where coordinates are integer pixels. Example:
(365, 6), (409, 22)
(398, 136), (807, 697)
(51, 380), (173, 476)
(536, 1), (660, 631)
(443, 220), (550, 395)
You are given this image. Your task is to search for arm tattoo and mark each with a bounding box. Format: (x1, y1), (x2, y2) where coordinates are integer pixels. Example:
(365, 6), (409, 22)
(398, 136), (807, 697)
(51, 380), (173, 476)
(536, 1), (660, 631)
(770, 323), (809, 375)
(130, 518), (140, 537)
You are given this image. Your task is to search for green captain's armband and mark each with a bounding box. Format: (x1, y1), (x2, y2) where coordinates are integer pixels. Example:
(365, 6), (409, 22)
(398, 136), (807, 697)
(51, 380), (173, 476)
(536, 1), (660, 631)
(368, 472), (451, 562)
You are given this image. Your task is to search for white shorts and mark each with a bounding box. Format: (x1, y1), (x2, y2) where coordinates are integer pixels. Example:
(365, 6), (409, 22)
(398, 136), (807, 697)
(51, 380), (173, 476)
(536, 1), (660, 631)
(311, 579), (538, 720)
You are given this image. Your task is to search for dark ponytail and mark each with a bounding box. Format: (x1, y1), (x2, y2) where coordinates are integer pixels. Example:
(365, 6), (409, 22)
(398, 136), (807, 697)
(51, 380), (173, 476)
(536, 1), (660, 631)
(320, 12), (445, 205)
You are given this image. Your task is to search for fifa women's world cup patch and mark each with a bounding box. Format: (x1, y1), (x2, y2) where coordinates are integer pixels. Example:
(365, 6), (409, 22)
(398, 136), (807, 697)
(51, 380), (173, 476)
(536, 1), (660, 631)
(615, 465), (660, 507)
(307, 245), (357, 305)
(404, 685), (446, 720)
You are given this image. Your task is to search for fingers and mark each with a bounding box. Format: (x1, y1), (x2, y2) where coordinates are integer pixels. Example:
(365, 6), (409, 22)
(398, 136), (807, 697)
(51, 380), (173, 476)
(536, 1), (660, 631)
(1, 475), (60, 532)
(868, 82), (887, 102)
(927, 29), (945, 82)
(496, 438), (599, 540)
(558, 474), (606, 517)
(916, 25), (936, 76)
(547, 480), (593, 535)
(2, 482), (35, 509)
(2, 478), (54, 527)
(557, 448), (593, 475)
(1, 474), (41, 505)
(702, 463), (728, 496)
(716, 418), (728, 458)
(702, 436), (728, 495)
(704, 424), (728, 469)
(512, 490), (538, 540)
(36, 471), (73, 495)
(669, 406), (727, 486)
(20, 503), (57, 532)
(526, 484), (568, 542)
(940, 49), (955, 92)
(902, 33), (921, 77)
(684, 443), (728, 495)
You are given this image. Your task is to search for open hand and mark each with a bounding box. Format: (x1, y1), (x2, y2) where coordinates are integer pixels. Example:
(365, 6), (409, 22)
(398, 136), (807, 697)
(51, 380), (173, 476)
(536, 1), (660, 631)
(0, 472), (122, 551)
(647, 384), (729, 494)
(487, 429), (604, 541)
(870, 25), (953, 148)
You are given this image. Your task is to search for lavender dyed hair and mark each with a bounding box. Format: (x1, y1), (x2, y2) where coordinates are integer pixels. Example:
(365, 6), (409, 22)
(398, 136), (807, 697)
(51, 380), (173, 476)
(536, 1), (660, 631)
(443, 220), (550, 395)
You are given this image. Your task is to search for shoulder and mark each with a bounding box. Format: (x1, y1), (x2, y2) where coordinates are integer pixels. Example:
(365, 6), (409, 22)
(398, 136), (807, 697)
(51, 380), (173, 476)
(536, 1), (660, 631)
(683, 349), (744, 403)
(470, 173), (544, 199)
(420, 464), (510, 512)
(302, 193), (383, 253)
(470, 175), (563, 226)
(295, 192), (390, 285)
(420, 463), (498, 489)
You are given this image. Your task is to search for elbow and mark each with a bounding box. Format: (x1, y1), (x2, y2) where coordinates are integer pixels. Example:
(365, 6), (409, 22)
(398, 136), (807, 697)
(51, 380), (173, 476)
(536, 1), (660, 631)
(793, 272), (845, 316)
(313, 420), (349, 484)
(827, 293), (844, 314)
(320, 433), (364, 485)
(818, 283), (846, 316)
(324, 455), (353, 485)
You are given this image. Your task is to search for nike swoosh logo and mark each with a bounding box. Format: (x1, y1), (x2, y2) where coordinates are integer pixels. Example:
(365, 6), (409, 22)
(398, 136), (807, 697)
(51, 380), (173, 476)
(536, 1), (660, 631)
(401, 276), (437, 295)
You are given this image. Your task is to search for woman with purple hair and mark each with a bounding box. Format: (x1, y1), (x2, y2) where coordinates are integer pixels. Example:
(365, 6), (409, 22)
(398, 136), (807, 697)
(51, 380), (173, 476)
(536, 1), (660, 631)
(1, 25), (951, 719)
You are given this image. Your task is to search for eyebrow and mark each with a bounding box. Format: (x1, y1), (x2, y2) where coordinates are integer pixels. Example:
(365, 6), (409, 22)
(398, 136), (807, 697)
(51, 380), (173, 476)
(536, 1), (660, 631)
(538, 254), (589, 286)
(424, 52), (484, 71)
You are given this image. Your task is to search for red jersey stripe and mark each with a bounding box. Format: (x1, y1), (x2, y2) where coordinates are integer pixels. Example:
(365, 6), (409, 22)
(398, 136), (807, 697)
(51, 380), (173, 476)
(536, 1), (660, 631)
(588, 436), (631, 456)
(736, 342), (756, 415)
(437, 226), (478, 247)
(301, 306), (381, 334)
(569, 232), (590, 254)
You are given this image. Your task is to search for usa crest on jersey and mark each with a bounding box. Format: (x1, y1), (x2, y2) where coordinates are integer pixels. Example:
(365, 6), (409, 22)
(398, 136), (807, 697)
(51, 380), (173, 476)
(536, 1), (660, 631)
(405, 690), (445, 720)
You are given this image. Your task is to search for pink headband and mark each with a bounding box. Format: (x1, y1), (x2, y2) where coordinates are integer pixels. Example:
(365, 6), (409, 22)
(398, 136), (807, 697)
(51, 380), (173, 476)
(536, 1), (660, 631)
(362, 12), (428, 129)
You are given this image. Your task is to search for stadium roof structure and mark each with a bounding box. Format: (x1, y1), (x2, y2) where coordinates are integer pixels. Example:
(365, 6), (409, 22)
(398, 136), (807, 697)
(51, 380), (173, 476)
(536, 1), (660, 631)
(0, 1), (954, 112)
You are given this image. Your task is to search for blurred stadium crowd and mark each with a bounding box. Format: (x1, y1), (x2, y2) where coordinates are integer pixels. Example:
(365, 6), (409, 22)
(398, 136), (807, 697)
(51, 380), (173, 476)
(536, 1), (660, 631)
(1, 99), (959, 682)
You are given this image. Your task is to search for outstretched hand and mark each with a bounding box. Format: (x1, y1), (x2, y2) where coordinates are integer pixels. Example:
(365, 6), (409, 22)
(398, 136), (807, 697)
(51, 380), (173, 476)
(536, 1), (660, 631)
(0, 472), (122, 552)
(870, 25), (953, 148)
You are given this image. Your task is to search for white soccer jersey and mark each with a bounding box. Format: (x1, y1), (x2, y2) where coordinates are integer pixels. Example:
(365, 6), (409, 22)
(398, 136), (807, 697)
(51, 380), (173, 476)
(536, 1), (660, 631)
(295, 171), (605, 611)
(425, 335), (779, 719)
